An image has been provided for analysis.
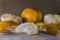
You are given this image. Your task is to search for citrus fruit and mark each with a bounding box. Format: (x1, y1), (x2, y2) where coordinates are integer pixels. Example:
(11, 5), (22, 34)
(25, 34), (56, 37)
(46, 24), (58, 35)
(0, 21), (18, 32)
(21, 8), (43, 22)
(36, 22), (45, 27)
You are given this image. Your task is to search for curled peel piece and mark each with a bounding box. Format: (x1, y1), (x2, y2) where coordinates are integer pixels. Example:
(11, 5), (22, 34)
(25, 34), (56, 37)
(15, 23), (38, 35)
(1, 14), (22, 23)
(44, 14), (58, 24)
(1, 14), (12, 21)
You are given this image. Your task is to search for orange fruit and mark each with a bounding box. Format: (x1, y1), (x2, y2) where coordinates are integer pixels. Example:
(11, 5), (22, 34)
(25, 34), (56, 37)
(21, 8), (43, 22)
(0, 21), (18, 32)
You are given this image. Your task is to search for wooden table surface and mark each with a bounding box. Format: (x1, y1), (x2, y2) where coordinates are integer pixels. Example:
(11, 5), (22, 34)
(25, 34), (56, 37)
(0, 33), (60, 40)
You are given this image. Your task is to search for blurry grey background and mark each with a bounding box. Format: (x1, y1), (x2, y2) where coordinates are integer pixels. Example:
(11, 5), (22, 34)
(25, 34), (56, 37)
(0, 0), (60, 16)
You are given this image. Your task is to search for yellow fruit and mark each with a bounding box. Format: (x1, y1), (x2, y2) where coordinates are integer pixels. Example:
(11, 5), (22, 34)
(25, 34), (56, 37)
(46, 24), (58, 35)
(36, 22), (45, 27)
(0, 21), (18, 32)
(21, 8), (43, 22)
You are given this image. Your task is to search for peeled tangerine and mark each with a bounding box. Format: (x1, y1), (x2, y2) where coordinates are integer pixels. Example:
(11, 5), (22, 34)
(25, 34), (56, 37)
(0, 21), (18, 32)
(44, 14), (60, 24)
(15, 23), (38, 35)
(1, 14), (22, 24)
(21, 8), (43, 22)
